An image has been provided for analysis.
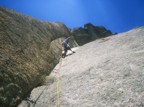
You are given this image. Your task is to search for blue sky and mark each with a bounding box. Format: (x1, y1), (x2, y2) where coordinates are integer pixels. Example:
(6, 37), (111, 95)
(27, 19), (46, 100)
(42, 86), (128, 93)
(0, 0), (144, 33)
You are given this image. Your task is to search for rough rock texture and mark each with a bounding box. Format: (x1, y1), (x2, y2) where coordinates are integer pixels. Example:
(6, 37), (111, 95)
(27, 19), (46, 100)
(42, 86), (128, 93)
(71, 23), (113, 45)
(0, 6), (77, 107)
(20, 27), (144, 107)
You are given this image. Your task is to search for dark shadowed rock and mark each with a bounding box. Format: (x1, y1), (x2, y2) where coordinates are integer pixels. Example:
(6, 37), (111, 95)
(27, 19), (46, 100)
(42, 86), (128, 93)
(71, 23), (113, 45)
(0, 6), (77, 107)
(21, 27), (144, 107)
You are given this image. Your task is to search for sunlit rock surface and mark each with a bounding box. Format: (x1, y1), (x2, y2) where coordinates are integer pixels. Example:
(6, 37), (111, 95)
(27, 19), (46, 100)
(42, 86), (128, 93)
(19, 27), (144, 107)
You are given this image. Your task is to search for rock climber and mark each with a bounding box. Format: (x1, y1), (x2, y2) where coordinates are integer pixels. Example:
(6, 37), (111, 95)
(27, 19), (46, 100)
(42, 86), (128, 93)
(62, 36), (75, 58)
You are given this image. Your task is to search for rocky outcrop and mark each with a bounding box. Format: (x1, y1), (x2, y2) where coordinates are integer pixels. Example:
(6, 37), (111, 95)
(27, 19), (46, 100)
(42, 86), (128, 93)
(71, 23), (113, 45)
(0, 7), (77, 107)
(20, 27), (144, 107)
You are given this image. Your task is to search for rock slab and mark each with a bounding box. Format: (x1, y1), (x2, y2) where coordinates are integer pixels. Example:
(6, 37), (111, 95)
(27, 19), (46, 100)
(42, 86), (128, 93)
(21, 27), (144, 107)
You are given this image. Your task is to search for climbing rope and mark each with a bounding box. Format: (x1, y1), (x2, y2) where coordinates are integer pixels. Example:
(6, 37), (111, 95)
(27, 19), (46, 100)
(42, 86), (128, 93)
(53, 58), (62, 107)
(32, 57), (63, 107)
(32, 85), (49, 107)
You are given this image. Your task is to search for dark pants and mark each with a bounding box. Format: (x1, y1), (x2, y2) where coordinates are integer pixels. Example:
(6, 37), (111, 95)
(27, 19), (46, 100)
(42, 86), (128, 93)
(62, 47), (72, 58)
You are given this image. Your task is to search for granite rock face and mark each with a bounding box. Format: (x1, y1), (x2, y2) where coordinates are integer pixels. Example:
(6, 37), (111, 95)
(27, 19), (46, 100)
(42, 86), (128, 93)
(71, 23), (113, 45)
(20, 27), (144, 107)
(0, 7), (77, 107)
